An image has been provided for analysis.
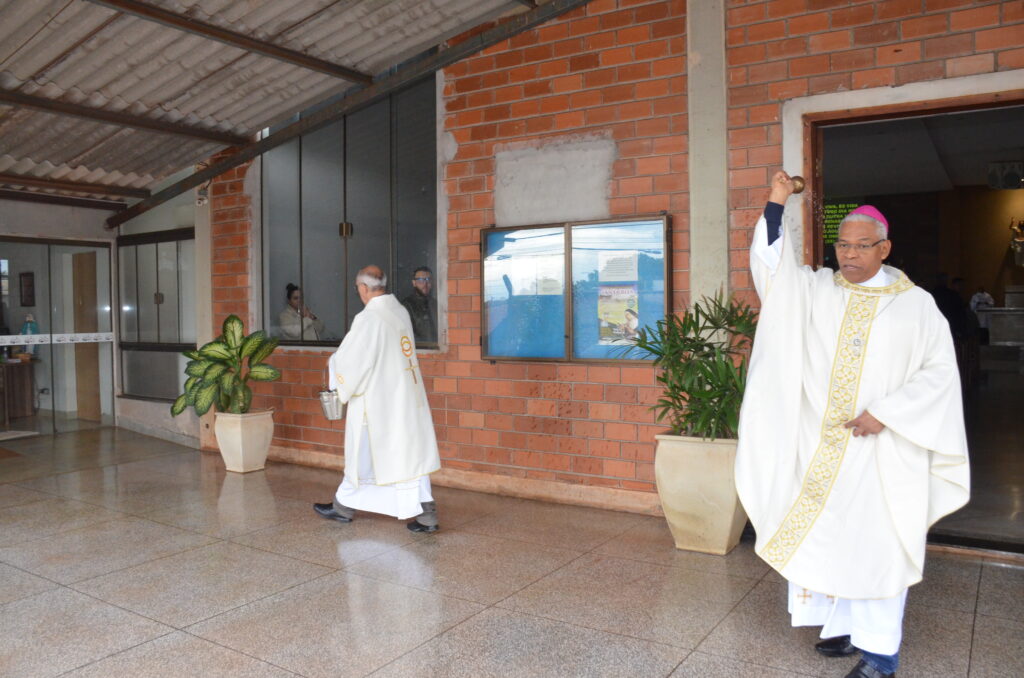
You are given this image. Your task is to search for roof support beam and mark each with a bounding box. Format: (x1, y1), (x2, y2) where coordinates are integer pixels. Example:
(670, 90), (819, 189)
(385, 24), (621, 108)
(515, 0), (539, 8)
(0, 172), (150, 199)
(105, 0), (594, 229)
(84, 0), (373, 84)
(0, 188), (127, 211)
(0, 89), (249, 146)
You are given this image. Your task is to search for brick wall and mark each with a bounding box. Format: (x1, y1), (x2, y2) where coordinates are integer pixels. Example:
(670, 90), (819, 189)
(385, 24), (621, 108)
(204, 0), (1023, 497)
(724, 0), (1024, 305)
(432, 0), (688, 492)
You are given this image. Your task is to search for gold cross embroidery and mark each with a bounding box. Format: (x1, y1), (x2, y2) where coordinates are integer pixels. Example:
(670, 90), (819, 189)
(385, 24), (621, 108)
(797, 589), (813, 603)
(405, 358), (419, 385)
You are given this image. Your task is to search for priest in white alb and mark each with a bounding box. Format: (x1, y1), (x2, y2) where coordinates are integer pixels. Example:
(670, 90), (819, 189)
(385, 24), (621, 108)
(735, 172), (970, 678)
(314, 265), (442, 533)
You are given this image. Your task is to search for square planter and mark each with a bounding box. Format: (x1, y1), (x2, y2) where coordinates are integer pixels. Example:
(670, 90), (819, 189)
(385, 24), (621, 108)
(654, 433), (747, 555)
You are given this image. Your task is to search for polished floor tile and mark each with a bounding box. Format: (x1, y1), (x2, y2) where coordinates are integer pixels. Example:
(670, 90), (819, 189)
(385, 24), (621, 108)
(0, 497), (126, 547)
(0, 587), (170, 678)
(0, 482), (50, 509)
(670, 651), (815, 677)
(63, 632), (297, 678)
(459, 499), (644, 551)
(595, 517), (770, 579)
(0, 561), (57, 605)
(500, 553), (757, 648)
(0, 516), (216, 583)
(188, 571), (483, 678)
(232, 513), (421, 569)
(696, 580), (835, 676)
(72, 541), (332, 627)
(349, 530), (581, 604)
(908, 553), (982, 613)
(0, 428), (1019, 677)
(371, 607), (688, 677)
(969, 614), (1024, 678)
(976, 561), (1024, 622)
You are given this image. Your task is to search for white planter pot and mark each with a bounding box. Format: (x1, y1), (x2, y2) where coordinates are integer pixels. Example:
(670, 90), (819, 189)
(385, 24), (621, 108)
(654, 433), (747, 556)
(214, 410), (274, 473)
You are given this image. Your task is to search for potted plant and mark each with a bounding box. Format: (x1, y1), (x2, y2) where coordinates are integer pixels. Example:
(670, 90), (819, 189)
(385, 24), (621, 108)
(628, 292), (757, 555)
(171, 314), (281, 473)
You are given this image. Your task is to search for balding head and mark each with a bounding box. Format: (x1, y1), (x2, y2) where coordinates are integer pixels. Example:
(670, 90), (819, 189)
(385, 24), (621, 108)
(355, 265), (387, 305)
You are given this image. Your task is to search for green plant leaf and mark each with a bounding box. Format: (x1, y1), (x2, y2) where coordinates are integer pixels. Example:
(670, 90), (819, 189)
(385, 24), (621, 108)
(183, 376), (199, 394)
(170, 394), (188, 416)
(247, 364), (280, 382)
(240, 330), (267, 358)
(193, 382), (219, 416)
(204, 362), (229, 382)
(185, 360), (212, 378)
(249, 337), (279, 366)
(199, 341), (233, 361)
(220, 371), (237, 394)
(182, 349), (202, 360)
(231, 383), (253, 414)
(222, 315), (245, 349)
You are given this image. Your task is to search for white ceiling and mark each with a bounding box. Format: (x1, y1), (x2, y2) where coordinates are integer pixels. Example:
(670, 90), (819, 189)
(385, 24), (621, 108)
(823, 104), (1024, 198)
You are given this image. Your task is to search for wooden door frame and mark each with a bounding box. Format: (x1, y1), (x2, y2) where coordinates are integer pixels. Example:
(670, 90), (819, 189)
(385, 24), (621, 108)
(801, 89), (1024, 267)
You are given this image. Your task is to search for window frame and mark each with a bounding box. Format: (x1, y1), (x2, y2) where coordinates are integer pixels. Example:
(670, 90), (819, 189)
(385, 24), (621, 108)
(480, 214), (671, 364)
(259, 76), (440, 350)
(116, 227), (196, 401)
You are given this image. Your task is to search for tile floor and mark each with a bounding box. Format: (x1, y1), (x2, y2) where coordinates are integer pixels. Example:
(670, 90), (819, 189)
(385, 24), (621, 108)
(0, 428), (1021, 678)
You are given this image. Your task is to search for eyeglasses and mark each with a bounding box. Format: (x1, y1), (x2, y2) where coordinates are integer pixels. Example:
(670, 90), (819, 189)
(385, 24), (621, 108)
(834, 239), (886, 252)
(413, 277), (432, 282)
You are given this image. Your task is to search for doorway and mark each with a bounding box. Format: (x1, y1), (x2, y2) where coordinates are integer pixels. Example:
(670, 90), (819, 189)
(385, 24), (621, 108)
(0, 237), (114, 438)
(813, 102), (1024, 552)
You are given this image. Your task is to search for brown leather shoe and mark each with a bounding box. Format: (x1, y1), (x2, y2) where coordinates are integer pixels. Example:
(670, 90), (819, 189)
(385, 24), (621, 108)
(815, 635), (858, 657)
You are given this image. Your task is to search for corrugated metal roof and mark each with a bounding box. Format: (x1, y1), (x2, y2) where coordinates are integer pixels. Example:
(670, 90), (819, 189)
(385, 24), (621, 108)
(0, 0), (522, 203)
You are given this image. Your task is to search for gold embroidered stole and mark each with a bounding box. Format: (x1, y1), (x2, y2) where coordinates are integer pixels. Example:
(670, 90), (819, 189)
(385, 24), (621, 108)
(760, 288), (880, 570)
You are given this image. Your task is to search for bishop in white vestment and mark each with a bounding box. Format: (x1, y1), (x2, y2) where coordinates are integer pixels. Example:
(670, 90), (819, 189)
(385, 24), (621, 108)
(735, 173), (970, 678)
(314, 265), (442, 532)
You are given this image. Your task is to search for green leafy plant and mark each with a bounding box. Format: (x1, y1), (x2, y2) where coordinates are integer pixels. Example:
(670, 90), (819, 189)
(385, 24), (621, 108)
(626, 292), (757, 440)
(171, 314), (281, 417)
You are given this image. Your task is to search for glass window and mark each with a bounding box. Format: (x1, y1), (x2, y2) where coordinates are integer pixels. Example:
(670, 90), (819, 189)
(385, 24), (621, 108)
(262, 74), (438, 346)
(117, 230), (196, 400)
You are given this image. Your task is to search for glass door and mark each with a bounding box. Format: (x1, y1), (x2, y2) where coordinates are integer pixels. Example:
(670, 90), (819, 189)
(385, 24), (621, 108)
(48, 243), (114, 432)
(0, 238), (113, 437)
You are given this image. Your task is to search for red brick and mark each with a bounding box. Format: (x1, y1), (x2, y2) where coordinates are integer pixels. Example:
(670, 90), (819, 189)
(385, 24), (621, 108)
(876, 42), (921, 65)
(946, 52), (995, 77)
(832, 5), (876, 28)
(791, 54), (832, 76)
(766, 0), (809, 19)
(852, 66), (896, 88)
(998, 47), (1024, 71)
(924, 33), (975, 58)
(788, 12), (830, 35)
(950, 5), (1001, 30)
(901, 14), (949, 38)
(895, 60), (946, 84)
(746, 20), (787, 42)
(876, 0), (925, 20)
(809, 29), (852, 52)
(853, 22), (899, 46)
(976, 25), (1024, 51)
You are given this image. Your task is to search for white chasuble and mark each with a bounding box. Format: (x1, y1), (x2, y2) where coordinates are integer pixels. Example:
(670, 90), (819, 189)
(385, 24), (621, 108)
(328, 294), (441, 495)
(735, 214), (970, 600)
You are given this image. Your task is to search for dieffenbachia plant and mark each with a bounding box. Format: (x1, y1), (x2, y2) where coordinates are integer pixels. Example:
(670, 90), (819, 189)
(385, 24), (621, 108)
(171, 314), (281, 416)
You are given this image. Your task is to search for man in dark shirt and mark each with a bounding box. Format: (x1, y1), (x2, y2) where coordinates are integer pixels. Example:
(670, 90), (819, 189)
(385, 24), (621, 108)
(401, 266), (437, 344)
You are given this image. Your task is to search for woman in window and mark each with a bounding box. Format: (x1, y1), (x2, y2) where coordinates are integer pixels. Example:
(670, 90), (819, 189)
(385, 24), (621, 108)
(279, 283), (325, 341)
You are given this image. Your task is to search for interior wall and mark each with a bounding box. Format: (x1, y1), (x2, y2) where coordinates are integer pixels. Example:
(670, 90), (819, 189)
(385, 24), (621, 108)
(947, 187), (1024, 305)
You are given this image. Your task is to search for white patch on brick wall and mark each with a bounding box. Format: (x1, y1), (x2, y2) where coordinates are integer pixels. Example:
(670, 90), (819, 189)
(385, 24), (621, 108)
(494, 136), (616, 227)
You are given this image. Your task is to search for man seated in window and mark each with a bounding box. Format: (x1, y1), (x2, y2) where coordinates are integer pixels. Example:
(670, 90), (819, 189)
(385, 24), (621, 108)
(401, 266), (437, 344)
(279, 283), (325, 341)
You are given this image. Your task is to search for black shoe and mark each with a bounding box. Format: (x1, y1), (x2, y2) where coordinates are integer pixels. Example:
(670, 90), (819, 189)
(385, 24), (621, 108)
(816, 635), (857, 657)
(313, 502), (352, 523)
(407, 519), (438, 533)
(844, 658), (894, 678)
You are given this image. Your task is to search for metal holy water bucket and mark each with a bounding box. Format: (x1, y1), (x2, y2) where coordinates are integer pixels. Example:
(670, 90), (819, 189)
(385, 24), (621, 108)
(319, 389), (344, 421)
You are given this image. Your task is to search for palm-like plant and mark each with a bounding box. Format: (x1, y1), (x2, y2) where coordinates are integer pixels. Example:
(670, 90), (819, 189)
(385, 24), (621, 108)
(628, 292), (757, 440)
(171, 314), (281, 417)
